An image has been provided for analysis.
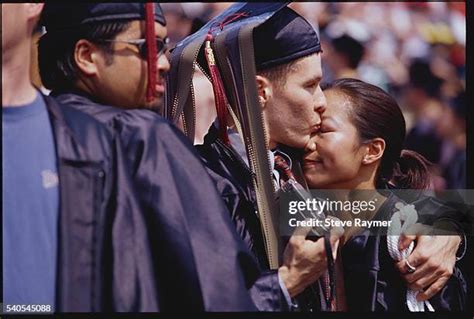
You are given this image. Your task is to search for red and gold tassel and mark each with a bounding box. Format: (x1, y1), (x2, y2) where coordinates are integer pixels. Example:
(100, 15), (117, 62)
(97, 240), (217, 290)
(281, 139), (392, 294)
(204, 33), (230, 145)
(145, 3), (157, 103)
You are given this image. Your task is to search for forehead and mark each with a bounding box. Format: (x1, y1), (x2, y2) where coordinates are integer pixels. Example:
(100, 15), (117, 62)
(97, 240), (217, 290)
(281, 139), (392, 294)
(289, 53), (322, 79)
(324, 89), (352, 117)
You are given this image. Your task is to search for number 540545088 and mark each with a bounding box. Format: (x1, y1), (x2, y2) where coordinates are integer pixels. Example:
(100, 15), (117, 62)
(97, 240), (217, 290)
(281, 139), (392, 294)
(4, 304), (52, 313)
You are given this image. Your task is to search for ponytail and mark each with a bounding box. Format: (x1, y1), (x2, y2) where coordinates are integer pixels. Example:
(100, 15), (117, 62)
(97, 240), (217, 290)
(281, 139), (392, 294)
(389, 150), (431, 189)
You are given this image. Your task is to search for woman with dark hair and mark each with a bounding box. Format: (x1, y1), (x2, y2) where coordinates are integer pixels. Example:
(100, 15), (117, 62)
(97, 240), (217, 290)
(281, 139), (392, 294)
(304, 78), (430, 191)
(303, 78), (466, 311)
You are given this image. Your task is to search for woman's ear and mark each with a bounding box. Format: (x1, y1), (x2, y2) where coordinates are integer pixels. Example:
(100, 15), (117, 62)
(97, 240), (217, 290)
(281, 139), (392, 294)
(362, 138), (385, 165)
(74, 39), (100, 76)
(255, 75), (272, 108)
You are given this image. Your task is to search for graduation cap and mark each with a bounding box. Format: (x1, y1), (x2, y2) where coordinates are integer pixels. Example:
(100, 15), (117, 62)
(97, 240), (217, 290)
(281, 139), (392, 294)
(164, 3), (322, 270)
(253, 6), (321, 71)
(41, 3), (166, 103)
(165, 3), (321, 142)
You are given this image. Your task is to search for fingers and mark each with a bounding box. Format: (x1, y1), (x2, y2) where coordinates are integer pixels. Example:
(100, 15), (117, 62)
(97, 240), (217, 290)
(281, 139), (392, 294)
(398, 224), (434, 250)
(328, 224), (343, 259)
(289, 219), (313, 245)
(398, 233), (416, 251)
(395, 259), (406, 273)
(399, 243), (427, 279)
(289, 218), (343, 263)
(416, 277), (448, 301)
(328, 218), (344, 239)
(396, 234), (427, 273)
(405, 264), (438, 292)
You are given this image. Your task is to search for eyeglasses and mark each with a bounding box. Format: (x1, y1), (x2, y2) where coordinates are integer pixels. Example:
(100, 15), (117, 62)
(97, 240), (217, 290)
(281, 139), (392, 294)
(98, 37), (169, 59)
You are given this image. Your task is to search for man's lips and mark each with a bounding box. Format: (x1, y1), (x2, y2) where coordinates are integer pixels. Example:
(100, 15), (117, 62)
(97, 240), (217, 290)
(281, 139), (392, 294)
(155, 82), (165, 94)
(311, 123), (321, 134)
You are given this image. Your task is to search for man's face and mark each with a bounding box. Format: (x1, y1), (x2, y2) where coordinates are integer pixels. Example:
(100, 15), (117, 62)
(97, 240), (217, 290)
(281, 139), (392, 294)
(264, 53), (326, 150)
(93, 20), (170, 110)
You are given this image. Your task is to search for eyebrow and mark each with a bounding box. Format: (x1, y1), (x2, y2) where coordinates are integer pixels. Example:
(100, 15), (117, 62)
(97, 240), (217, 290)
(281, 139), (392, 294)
(304, 76), (322, 85)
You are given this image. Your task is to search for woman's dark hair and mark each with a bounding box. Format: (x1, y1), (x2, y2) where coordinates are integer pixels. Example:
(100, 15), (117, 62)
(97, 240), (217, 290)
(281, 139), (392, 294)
(322, 78), (431, 189)
(38, 21), (131, 91)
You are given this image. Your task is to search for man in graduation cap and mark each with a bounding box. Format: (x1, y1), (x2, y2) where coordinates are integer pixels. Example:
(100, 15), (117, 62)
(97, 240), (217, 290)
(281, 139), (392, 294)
(37, 3), (259, 312)
(186, 5), (343, 311)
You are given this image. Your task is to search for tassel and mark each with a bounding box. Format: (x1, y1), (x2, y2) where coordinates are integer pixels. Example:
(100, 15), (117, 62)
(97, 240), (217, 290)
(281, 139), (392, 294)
(204, 33), (230, 145)
(203, 12), (248, 145)
(145, 3), (157, 103)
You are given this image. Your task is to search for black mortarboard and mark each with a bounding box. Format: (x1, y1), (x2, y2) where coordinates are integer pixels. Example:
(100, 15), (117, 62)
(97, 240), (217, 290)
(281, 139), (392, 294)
(41, 3), (166, 31)
(253, 7), (321, 71)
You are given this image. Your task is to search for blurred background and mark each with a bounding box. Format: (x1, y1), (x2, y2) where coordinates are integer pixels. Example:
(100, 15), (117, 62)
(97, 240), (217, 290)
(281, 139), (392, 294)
(157, 2), (466, 191)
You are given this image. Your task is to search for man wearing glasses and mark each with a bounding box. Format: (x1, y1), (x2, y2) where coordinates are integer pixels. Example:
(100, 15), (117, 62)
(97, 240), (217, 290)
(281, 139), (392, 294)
(36, 3), (259, 312)
(39, 3), (170, 110)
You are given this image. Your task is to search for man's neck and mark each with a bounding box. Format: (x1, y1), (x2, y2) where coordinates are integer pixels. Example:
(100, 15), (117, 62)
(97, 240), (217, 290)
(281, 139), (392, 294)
(2, 41), (37, 107)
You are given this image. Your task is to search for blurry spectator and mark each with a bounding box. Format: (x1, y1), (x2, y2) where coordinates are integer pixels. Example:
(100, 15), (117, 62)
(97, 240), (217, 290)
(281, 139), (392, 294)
(436, 92), (466, 189)
(161, 4), (193, 48)
(288, 2), (328, 31)
(322, 19), (369, 80)
(208, 3), (234, 18)
(403, 59), (444, 164)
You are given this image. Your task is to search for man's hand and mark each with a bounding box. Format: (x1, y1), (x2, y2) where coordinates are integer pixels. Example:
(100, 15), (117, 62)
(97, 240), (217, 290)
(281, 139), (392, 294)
(279, 221), (343, 297)
(395, 226), (461, 301)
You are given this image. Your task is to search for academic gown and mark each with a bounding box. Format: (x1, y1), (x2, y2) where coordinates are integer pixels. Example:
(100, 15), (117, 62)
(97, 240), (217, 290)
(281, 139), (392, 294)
(49, 91), (258, 312)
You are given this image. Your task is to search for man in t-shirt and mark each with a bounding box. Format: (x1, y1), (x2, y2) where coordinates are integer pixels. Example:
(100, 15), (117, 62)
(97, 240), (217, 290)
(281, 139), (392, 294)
(2, 3), (58, 308)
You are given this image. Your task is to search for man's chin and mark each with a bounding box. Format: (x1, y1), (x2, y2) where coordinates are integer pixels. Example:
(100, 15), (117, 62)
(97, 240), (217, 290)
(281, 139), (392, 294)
(143, 97), (164, 113)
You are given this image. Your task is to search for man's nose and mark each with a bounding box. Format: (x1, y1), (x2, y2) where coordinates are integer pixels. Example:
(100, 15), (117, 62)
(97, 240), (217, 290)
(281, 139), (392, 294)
(314, 86), (327, 115)
(158, 53), (170, 75)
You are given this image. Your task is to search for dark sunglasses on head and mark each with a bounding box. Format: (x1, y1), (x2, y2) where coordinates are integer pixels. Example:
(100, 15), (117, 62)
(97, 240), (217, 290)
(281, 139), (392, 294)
(98, 37), (169, 59)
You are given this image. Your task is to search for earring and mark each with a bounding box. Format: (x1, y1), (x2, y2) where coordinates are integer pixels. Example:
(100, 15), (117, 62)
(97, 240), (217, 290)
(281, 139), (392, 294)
(258, 96), (265, 105)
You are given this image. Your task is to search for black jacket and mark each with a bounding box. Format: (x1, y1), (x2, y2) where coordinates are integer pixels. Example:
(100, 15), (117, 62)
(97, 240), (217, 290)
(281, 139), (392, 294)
(196, 125), (296, 311)
(342, 191), (467, 311)
(45, 93), (258, 312)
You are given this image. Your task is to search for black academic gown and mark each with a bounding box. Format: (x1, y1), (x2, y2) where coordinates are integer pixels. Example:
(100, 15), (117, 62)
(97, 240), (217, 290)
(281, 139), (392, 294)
(48, 91), (258, 312)
(197, 125), (312, 311)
